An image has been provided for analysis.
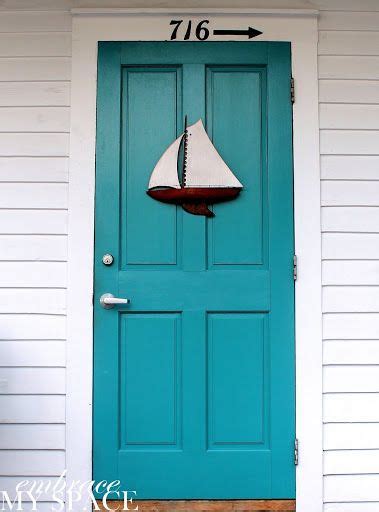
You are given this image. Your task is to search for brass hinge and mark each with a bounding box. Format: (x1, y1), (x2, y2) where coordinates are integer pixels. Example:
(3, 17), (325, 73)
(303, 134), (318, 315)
(291, 77), (295, 104)
(293, 255), (298, 281)
(294, 438), (299, 466)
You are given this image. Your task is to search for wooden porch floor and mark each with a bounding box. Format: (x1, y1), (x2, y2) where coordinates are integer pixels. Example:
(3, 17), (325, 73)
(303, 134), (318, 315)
(96, 500), (295, 511)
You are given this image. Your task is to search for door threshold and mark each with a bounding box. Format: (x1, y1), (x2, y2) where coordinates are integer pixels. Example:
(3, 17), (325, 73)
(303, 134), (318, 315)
(96, 500), (295, 511)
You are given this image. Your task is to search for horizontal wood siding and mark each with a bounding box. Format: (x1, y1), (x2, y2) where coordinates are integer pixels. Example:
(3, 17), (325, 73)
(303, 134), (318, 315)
(0, 82), (70, 106)
(0, 424), (65, 449)
(0, 476), (62, 502)
(0, 9), (69, 498)
(319, 7), (379, 510)
(319, 80), (379, 104)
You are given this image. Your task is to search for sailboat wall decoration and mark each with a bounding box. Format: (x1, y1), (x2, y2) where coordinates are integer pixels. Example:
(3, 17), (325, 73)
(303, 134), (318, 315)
(146, 118), (243, 217)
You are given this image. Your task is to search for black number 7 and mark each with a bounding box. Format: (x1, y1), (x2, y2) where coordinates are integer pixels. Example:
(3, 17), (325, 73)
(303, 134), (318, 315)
(170, 20), (183, 40)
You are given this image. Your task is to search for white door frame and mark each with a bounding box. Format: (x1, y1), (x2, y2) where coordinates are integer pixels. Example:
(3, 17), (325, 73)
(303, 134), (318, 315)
(67, 9), (322, 511)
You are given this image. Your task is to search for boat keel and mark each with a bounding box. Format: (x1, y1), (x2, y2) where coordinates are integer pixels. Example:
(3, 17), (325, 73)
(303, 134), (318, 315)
(182, 202), (214, 217)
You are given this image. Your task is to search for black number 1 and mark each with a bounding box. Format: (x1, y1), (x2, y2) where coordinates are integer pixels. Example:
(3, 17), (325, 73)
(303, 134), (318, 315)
(184, 20), (192, 40)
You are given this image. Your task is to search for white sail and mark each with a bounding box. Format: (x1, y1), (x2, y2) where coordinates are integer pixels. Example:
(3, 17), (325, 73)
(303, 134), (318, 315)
(184, 120), (243, 188)
(148, 133), (183, 190)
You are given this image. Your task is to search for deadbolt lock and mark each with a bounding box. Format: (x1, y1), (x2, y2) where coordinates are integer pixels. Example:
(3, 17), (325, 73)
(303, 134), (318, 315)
(102, 253), (114, 266)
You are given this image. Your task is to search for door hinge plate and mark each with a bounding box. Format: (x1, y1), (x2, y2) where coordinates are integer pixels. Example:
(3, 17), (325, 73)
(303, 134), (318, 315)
(293, 255), (298, 281)
(291, 77), (295, 104)
(294, 438), (299, 466)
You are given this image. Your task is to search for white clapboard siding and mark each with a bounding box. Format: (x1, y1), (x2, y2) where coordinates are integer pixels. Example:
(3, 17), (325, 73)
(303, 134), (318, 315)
(320, 130), (379, 155)
(1, 234), (67, 261)
(323, 233), (379, 260)
(0, 505), (61, 512)
(324, 394), (379, 423)
(0, 183), (67, 208)
(0, 210), (67, 234)
(0, 6), (70, 491)
(319, 31), (379, 56)
(0, 289), (65, 314)
(0, 235), (67, 261)
(319, 80), (379, 104)
(0, 450), (65, 476)
(0, 368), (65, 395)
(324, 423), (379, 450)
(319, 57), (379, 80)
(0, 33), (71, 57)
(0, 477), (62, 502)
(324, 340), (379, 365)
(0, 341), (65, 367)
(0, 314), (66, 340)
(324, 313), (379, 339)
(323, 287), (379, 313)
(321, 155), (379, 180)
(0, 133), (69, 157)
(323, 261), (379, 285)
(320, 104), (379, 130)
(325, 504), (379, 512)
(0, 11), (71, 32)
(325, 450), (379, 475)
(0, 107), (70, 132)
(322, 181), (379, 206)
(318, 11), (379, 30)
(0, 262), (66, 288)
(0, 395), (65, 423)
(0, 82), (70, 107)
(318, 0), (379, 9)
(0, 1), (71, 7)
(0, 157), (68, 182)
(324, 475), (379, 502)
(324, 365), (379, 393)
(0, 57), (71, 81)
(0, 424), (65, 449)
(322, 207), (379, 233)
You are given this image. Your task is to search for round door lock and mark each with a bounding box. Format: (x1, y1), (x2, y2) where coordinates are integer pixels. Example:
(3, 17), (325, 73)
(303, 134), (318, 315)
(102, 253), (114, 266)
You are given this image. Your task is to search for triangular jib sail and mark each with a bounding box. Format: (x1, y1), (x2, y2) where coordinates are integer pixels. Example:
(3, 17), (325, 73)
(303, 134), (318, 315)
(148, 119), (243, 190)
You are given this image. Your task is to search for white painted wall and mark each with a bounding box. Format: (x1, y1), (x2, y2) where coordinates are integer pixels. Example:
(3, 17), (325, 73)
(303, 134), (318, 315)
(0, 1), (379, 511)
(319, 8), (379, 512)
(0, 8), (70, 510)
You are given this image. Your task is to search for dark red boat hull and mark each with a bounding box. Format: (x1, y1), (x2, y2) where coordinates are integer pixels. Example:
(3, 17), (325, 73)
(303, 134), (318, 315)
(146, 187), (241, 217)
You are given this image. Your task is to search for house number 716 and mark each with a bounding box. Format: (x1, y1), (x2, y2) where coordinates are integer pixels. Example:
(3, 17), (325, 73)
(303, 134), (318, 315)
(170, 20), (210, 40)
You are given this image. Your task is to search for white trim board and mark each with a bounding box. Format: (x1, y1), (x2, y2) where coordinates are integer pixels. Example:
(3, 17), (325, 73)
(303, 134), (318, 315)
(72, 8), (319, 16)
(67, 10), (322, 512)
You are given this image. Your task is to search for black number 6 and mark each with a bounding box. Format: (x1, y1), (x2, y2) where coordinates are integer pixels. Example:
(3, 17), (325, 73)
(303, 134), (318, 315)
(196, 20), (210, 40)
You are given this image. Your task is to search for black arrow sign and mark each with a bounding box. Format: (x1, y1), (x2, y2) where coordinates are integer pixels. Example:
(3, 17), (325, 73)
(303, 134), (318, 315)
(213, 27), (263, 39)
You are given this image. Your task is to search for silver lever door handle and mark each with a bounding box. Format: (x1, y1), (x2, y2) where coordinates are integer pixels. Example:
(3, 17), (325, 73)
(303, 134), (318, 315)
(100, 293), (130, 309)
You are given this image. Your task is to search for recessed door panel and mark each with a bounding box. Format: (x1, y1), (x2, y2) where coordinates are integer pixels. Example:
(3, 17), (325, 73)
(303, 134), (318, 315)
(120, 313), (182, 449)
(206, 67), (265, 267)
(207, 313), (266, 449)
(121, 68), (182, 268)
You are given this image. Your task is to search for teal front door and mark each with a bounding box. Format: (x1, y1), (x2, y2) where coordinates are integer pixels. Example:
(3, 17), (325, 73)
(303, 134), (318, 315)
(94, 42), (295, 500)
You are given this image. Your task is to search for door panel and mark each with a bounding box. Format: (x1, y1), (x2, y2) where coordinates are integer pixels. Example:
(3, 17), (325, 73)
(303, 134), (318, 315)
(94, 42), (294, 500)
(120, 313), (182, 448)
(206, 67), (264, 266)
(207, 313), (266, 448)
(121, 67), (182, 268)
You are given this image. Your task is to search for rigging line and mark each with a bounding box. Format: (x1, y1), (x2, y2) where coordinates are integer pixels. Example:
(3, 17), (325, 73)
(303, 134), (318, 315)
(182, 115), (188, 188)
